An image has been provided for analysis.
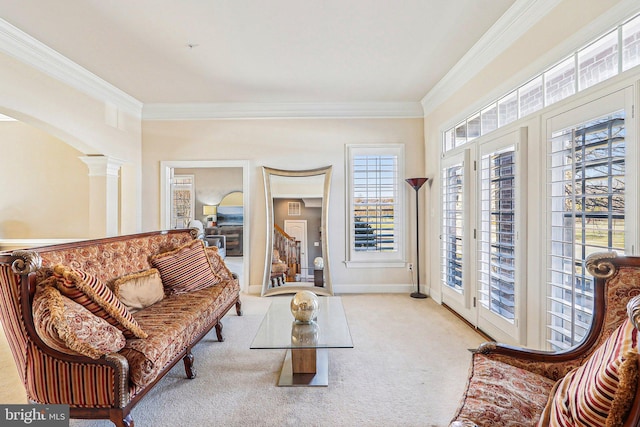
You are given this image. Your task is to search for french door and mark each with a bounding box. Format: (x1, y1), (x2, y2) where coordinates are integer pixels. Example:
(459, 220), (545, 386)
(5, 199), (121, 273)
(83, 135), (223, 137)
(544, 87), (635, 351)
(441, 129), (526, 344)
(441, 149), (475, 323)
(476, 129), (527, 344)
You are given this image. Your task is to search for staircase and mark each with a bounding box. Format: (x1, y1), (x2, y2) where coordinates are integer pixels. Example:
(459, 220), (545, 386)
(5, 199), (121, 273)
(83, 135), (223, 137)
(274, 224), (300, 282)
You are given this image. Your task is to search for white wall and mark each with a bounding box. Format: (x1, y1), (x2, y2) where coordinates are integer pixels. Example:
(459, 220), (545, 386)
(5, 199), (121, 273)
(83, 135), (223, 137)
(142, 118), (425, 291)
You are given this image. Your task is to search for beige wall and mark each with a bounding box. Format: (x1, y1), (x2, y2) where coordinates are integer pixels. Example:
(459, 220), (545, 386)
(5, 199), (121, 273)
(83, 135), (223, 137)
(0, 50), (143, 236)
(0, 121), (90, 238)
(142, 118), (425, 289)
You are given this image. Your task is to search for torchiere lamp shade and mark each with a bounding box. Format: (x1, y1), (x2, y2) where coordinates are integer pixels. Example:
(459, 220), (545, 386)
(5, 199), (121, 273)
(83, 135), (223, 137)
(405, 177), (428, 191)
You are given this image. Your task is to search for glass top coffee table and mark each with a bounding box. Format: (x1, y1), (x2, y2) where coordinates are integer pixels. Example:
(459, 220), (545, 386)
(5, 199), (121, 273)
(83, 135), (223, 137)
(250, 296), (353, 386)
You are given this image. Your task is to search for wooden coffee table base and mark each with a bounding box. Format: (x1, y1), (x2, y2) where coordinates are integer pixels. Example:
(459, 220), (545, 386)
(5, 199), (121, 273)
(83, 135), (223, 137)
(278, 348), (328, 387)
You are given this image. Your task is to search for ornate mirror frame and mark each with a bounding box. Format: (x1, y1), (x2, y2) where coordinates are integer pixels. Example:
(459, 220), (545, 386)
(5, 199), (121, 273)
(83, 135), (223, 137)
(262, 166), (333, 296)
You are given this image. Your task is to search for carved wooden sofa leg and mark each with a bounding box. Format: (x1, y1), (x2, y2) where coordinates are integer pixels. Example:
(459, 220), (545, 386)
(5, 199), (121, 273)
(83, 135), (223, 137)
(215, 321), (224, 342)
(183, 351), (196, 379)
(110, 412), (134, 427)
(235, 299), (243, 316)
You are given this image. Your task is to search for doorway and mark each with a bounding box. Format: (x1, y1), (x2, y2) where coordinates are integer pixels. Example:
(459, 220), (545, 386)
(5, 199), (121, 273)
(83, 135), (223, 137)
(160, 160), (250, 292)
(284, 220), (308, 281)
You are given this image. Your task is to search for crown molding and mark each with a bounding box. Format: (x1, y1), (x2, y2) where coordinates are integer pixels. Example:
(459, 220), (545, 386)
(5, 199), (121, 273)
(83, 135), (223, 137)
(421, 0), (562, 115)
(0, 18), (142, 118)
(143, 102), (424, 120)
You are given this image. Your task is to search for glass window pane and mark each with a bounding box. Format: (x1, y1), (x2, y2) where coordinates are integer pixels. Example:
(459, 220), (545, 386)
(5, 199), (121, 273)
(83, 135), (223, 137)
(444, 128), (455, 152)
(455, 122), (467, 147)
(468, 113), (481, 141)
(481, 103), (498, 135)
(545, 57), (576, 105)
(578, 30), (619, 90)
(442, 163), (464, 293)
(519, 76), (544, 117)
(479, 147), (517, 321)
(622, 15), (640, 71)
(352, 155), (398, 253)
(498, 91), (517, 127)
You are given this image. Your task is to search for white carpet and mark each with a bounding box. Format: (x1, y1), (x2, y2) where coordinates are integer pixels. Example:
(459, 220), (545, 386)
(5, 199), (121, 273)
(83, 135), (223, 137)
(71, 294), (485, 427)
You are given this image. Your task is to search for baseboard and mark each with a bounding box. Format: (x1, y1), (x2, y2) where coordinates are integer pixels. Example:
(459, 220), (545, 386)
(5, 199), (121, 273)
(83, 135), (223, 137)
(245, 283), (419, 295)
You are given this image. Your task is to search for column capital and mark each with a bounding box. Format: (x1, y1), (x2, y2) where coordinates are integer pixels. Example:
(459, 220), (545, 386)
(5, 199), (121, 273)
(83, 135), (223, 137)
(79, 155), (124, 177)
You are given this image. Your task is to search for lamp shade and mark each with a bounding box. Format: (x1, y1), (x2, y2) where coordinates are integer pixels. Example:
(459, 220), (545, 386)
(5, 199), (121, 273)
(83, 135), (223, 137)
(405, 177), (428, 190)
(203, 205), (217, 216)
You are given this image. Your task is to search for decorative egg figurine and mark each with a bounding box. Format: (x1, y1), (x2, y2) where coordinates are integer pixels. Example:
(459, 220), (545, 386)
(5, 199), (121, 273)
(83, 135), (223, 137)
(290, 290), (319, 324)
(313, 257), (324, 270)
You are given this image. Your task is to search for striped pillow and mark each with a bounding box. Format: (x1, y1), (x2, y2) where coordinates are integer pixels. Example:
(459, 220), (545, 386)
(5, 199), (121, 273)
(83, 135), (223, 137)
(48, 264), (147, 339)
(545, 318), (638, 427)
(151, 240), (222, 294)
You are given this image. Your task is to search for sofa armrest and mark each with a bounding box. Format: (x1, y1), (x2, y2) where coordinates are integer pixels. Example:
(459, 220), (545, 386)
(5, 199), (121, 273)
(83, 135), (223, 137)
(104, 352), (130, 408)
(471, 342), (589, 381)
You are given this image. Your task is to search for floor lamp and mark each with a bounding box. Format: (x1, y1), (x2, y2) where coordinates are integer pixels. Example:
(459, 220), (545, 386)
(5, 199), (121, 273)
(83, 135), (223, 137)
(406, 177), (429, 299)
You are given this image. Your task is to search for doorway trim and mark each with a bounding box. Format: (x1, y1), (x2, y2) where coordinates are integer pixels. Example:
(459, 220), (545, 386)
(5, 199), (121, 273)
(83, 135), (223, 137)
(160, 160), (250, 292)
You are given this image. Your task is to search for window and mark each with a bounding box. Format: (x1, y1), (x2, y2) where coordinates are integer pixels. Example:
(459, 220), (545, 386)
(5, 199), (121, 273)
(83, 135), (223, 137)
(443, 12), (640, 154)
(547, 111), (626, 351)
(441, 162), (465, 292)
(170, 174), (194, 229)
(622, 14), (640, 71)
(346, 144), (405, 266)
(288, 202), (301, 216)
(578, 31), (618, 91)
(478, 147), (517, 321)
(544, 57), (576, 106)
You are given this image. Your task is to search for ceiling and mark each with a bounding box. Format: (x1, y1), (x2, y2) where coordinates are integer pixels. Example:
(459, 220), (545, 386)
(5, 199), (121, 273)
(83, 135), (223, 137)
(0, 0), (516, 106)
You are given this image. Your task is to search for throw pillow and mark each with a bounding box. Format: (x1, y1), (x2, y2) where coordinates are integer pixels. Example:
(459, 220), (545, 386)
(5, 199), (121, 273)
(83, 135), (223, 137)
(151, 239), (222, 294)
(32, 285), (126, 359)
(542, 318), (638, 427)
(48, 264), (147, 339)
(606, 350), (639, 427)
(205, 246), (235, 282)
(111, 269), (164, 313)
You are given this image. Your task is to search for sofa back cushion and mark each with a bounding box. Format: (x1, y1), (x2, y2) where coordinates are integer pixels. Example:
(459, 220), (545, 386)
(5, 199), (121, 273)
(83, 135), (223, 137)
(540, 317), (639, 427)
(35, 231), (194, 284)
(151, 240), (222, 294)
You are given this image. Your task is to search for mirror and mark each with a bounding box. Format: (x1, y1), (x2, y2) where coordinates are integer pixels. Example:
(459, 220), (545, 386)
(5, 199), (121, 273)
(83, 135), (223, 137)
(262, 166), (333, 296)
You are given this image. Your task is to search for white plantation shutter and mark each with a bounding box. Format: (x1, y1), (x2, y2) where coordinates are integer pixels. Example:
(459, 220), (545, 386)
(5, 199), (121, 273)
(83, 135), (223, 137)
(346, 145), (405, 266)
(353, 155), (398, 252)
(547, 111), (626, 351)
(478, 147), (517, 320)
(441, 162), (464, 292)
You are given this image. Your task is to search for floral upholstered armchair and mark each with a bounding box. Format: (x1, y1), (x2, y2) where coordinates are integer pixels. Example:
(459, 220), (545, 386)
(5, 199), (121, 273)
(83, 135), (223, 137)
(450, 252), (640, 427)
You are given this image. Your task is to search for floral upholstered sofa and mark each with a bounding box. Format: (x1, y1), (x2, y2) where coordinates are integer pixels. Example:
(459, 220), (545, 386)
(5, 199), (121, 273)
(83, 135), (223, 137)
(450, 253), (640, 427)
(0, 229), (242, 427)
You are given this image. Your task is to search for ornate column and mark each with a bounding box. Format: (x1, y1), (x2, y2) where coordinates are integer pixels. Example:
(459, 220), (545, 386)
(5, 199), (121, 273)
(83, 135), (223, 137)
(80, 155), (123, 237)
